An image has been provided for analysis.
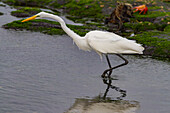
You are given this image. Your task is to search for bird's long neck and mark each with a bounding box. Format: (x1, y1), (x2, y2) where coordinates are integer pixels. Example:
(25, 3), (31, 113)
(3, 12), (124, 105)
(45, 13), (91, 51)
(47, 13), (82, 40)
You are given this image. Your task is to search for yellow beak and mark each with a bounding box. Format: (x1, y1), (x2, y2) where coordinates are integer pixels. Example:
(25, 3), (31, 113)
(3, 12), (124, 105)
(22, 15), (38, 22)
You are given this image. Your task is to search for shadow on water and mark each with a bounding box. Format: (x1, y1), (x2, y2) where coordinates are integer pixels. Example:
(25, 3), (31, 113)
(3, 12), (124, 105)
(66, 75), (140, 113)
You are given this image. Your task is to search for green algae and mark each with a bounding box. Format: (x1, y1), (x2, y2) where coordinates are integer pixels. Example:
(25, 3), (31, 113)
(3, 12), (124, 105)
(124, 21), (167, 33)
(164, 25), (170, 32)
(59, 0), (104, 22)
(128, 31), (170, 58)
(3, 0), (105, 23)
(134, 11), (170, 19)
(3, 0), (52, 7)
(10, 6), (60, 18)
(11, 7), (41, 17)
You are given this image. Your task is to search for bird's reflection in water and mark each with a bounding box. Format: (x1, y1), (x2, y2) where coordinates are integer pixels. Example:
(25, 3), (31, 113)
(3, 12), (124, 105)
(66, 76), (140, 113)
(102, 75), (126, 100)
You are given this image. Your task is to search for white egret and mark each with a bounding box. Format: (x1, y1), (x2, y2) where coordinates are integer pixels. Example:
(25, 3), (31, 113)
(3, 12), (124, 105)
(22, 12), (144, 77)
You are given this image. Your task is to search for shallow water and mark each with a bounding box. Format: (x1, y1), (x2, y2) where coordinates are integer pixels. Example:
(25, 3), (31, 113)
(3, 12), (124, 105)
(0, 3), (170, 113)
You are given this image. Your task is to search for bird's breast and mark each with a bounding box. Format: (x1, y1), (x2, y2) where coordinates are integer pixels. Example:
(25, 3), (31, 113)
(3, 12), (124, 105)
(73, 38), (92, 51)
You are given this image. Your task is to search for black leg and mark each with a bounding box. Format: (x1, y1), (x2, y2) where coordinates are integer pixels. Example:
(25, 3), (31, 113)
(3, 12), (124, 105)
(101, 54), (128, 78)
(105, 54), (113, 77)
(102, 54), (112, 99)
(102, 54), (128, 99)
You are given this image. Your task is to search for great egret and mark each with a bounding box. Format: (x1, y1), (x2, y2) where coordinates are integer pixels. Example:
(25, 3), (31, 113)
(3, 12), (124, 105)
(22, 12), (144, 77)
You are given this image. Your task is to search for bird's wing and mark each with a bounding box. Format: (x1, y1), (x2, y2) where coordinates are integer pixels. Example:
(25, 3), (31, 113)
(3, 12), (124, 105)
(86, 31), (144, 54)
(86, 30), (122, 41)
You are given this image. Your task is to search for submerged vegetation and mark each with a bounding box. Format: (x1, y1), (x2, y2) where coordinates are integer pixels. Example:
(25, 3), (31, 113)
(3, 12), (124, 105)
(1, 0), (170, 60)
(0, 12), (3, 15)
(11, 7), (41, 17)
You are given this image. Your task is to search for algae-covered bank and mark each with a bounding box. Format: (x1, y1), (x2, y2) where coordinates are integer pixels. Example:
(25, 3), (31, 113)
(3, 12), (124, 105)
(1, 0), (170, 60)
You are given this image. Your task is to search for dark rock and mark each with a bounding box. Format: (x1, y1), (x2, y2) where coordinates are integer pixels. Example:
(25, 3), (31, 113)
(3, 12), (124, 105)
(154, 16), (170, 24)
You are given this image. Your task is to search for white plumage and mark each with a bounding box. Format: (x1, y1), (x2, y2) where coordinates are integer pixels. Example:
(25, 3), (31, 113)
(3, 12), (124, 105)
(85, 30), (144, 57)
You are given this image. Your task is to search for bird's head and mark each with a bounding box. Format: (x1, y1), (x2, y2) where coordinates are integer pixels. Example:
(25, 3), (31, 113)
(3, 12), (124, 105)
(21, 12), (48, 22)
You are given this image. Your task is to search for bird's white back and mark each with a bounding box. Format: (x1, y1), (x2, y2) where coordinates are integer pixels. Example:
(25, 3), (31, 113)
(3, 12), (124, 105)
(85, 30), (144, 55)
